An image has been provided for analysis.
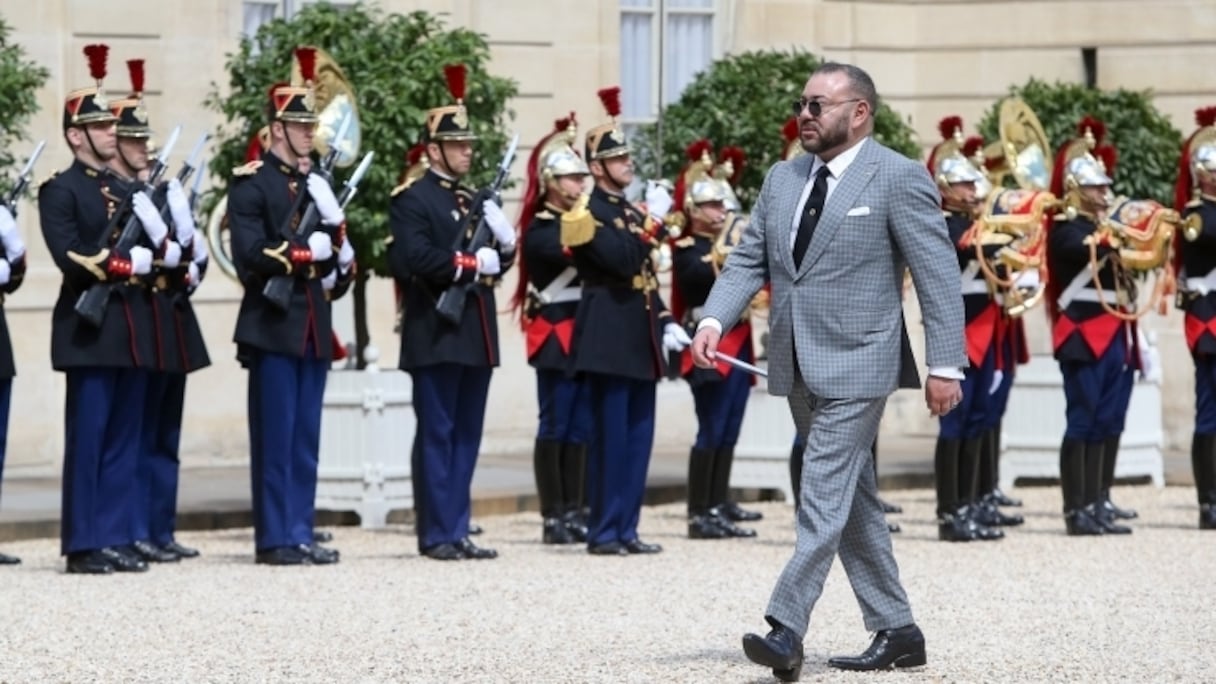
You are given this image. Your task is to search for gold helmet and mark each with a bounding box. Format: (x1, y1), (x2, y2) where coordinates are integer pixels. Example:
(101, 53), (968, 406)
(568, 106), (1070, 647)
(425, 64), (476, 142)
(64, 44), (120, 130)
(713, 146), (745, 212)
(780, 117), (805, 161)
(268, 47), (321, 124)
(538, 115), (589, 183)
(585, 87), (629, 161)
(110, 59), (151, 139)
(1175, 106), (1216, 211)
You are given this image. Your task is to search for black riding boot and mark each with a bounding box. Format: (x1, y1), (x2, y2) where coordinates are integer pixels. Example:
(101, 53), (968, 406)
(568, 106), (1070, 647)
(560, 442), (589, 542)
(1191, 433), (1216, 530)
(958, 436), (1002, 540)
(985, 424), (1022, 507)
(688, 447), (728, 539)
(935, 437), (980, 542)
(709, 446), (757, 537)
(1100, 434), (1138, 520)
(1087, 440), (1130, 534)
(1061, 438), (1102, 535)
(534, 439), (571, 544)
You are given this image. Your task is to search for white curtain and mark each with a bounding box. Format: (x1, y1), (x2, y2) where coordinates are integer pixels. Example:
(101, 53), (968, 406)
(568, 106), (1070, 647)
(620, 2), (655, 120)
(664, 5), (713, 105)
(242, 1), (278, 40)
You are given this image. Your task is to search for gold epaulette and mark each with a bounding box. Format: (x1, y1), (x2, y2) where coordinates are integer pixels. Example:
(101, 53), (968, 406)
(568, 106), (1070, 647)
(383, 235), (394, 246)
(560, 195), (595, 247)
(390, 180), (413, 197)
(1186, 197), (1203, 209)
(536, 209), (555, 220)
(233, 160), (262, 177)
(39, 170), (61, 188)
(674, 236), (695, 249)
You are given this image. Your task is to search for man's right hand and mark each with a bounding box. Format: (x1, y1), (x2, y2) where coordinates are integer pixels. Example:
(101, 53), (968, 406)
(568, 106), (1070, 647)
(691, 326), (721, 368)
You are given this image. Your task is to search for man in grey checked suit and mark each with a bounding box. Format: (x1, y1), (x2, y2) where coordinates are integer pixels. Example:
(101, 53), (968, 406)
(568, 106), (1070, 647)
(691, 63), (965, 680)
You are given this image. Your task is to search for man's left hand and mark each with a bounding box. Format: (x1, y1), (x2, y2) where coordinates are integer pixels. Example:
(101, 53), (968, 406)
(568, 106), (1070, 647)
(926, 376), (962, 417)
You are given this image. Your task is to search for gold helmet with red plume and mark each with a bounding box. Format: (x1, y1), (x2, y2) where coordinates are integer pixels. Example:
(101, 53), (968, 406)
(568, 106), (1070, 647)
(1051, 115), (1116, 200)
(64, 44), (120, 130)
(1175, 106), (1216, 212)
(585, 87), (629, 161)
(780, 117), (804, 161)
(268, 47), (320, 124)
(426, 64), (476, 142)
(714, 146), (745, 212)
(111, 59), (151, 139)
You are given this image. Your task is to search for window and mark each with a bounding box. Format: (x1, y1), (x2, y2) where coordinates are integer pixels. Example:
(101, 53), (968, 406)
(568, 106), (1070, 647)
(619, 0), (718, 126)
(242, 1), (280, 41)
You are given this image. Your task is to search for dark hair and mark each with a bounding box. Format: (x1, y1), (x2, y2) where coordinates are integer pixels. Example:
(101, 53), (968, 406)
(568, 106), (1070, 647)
(814, 62), (878, 118)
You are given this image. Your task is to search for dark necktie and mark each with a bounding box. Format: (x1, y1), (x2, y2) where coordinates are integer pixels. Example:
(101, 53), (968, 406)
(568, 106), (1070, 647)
(792, 165), (831, 269)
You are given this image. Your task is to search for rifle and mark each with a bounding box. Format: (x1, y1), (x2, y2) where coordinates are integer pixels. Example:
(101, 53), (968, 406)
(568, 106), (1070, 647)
(261, 112), (354, 311)
(188, 154), (206, 212)
(3, 140), (46, 217)
(434, 132), (520, 325)
(157, 132), (209, 224)
(74, 125), (182, 327)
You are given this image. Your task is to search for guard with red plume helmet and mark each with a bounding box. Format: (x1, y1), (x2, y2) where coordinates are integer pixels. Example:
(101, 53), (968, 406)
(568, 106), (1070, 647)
(1172, 105), (1216, 529)
(780, 117), (805, 161)
(559, 86), (683, 555)
(229, 45), (354, 566)
(387, 62), (517, 561)
(509, 113), (593, 545)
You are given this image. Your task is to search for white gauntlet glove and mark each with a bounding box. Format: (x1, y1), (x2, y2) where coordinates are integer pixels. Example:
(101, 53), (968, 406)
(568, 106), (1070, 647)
(662, 322), (692, 352)
(0, 206), (24, 260)
(321, 270), (337, 291)
(475, 246), (501, 276)
(132, 192), (169, 246)
(645, 181), (673, 221)
(482, 199), (516, 248)
(0, 259), (10, 287)
(166, 178), (195, 247)
(338, 238), (355, 272)
(307, 232), (333, 262)
(307, 173), (345, 226)
(129, 246), (153, 276)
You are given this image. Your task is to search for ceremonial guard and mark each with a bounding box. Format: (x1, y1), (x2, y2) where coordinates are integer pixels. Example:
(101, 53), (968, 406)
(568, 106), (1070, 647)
(560, 86), (685, 555)
(512, 114), (593, 545)
(230, 47), (354, 565)
(106, 59), (210, 563)
(926, 118), (1008, 542)
(1173, 106), (1216, 530)
(40, 45), (156, 573)
(388, 65), (515, 561)
(1045, 118), (1135, 536)
(669, 140), (757, 539)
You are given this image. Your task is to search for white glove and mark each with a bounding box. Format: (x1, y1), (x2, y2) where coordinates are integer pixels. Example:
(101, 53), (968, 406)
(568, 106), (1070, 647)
(482, 199), (516, 248)
(989, 369), (1004, 395)
(307, 232), (333, 262)
(0, 259), (10, 287)
(321, 270), (337, 291)
(645, 180), (673, 220)
(166, 178), (195, 247)
(662, 322), (692, 352)
(0, 206), (23, 260)
(475, 246), (501, 276)
(129, 246), (153, 276)
(1014, 269), (1040, 289)
(1138, 328), (1161, 383)
(193, 237), (210, 264)
(338, 238), (355, 272)
(187, 261), (200, 287)
(132, 191), (169, 246)
(161, 241), (182, 269)
(307, 173), (345, 226)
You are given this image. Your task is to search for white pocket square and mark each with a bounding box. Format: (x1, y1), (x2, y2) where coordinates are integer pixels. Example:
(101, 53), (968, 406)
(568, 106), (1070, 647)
(846, 206), (871, 217)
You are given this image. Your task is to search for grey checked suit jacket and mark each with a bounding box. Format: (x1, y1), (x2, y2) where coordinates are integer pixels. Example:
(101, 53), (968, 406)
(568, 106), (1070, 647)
(701, 138), (966, 399)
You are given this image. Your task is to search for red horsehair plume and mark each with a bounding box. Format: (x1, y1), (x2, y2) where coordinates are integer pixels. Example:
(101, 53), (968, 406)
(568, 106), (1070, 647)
(406, 143), (427, 166)
(597, 87), (621, 119)
(1078, 115), (1106, 144)
(1196, 106), (1216, 128)
(719, 146), (746, 185)
(83, 44), (108, 81)
(554, 111), (577, 133)
(686, 139), (714, 163)
(443, 64), (466, 103)
(937, 116), (963, 140)
(961, 135), (985, 159)
(126, 59), (145, 95)
(295, 47), (317, 84)
(1095, 145), (1117, 175)
(782, 117), (799, 142)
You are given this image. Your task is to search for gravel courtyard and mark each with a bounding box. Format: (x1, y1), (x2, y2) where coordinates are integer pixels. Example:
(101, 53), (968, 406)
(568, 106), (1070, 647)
(1, 485), (1212, 683)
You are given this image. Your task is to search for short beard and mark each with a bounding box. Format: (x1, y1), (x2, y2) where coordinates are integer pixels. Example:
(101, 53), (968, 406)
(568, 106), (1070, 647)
(801, 115), (849, 155)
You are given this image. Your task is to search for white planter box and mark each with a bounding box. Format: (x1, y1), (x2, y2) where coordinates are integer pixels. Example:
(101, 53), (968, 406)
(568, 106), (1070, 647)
(731, 367), (798, 502)
(1001, 352), (1165, 489)
(316, 362), (414, 528)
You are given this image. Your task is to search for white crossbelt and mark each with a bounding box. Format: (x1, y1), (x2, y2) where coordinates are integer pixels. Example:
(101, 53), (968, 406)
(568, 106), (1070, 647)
(958, 261), (989, 295)
(529, 267), (581, 305)
(1185, 268), (1216, 296)
(1057, 256), (1112, 308)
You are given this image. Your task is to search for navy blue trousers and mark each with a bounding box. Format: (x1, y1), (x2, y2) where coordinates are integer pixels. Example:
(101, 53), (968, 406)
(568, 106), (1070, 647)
(586, 373), (656, 546)
(1195, 355), (1216, 434)
(1059, 331), (1135, 441)
(940, 345), (996, 440)
(535, 368), (592, 444)
(62, 368), (148, 555)
(986, 336), (1016, 430)
(691, 346), (752, 450)
(247, 351), (328, 551)
(0, 378), (10, 510)
(411, 363), (492, 550)
(133, 372), (186, 546)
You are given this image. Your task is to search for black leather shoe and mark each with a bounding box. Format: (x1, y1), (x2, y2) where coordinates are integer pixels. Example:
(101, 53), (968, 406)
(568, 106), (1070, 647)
(709, 508), (757, 538)
(989, 488), (1022, 507)
(587, 542), (627, 556)
(879, 497), (903, 514)
(421, 543), (465, 561)
(689, 515), (729, 539)
(133, 540), (181, 563)
(828, 624), (926, 671)
(973, 500), (1024, 527)
(721, 501), (763, 522)
(742, 617), (804, 682)
(543, 517), (574, 545)
(468, 523), (484, 536)
(938, 508), (1002, 542)
(161, 541), (200, 558)
(457, 538), (498, 559)
(301, 543), (340, 564)
(1090, 503), (1132, 535)
(1101, 497), (1138, 520)
(313, 530), (334, 543)
(255, 546), (312, 566)
(562, 511), (588, 543)
(1201, 504), (1216, 530)
(66, 551), (113, 574)
(0, 551), (20, 565)
(1064, 509), (1104, 536)
(623, 539), (662, 554)
(101, 547), (149, 572)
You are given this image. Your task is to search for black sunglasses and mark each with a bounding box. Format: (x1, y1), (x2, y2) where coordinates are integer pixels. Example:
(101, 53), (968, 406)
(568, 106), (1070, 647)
(791, 98), (863, 117)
